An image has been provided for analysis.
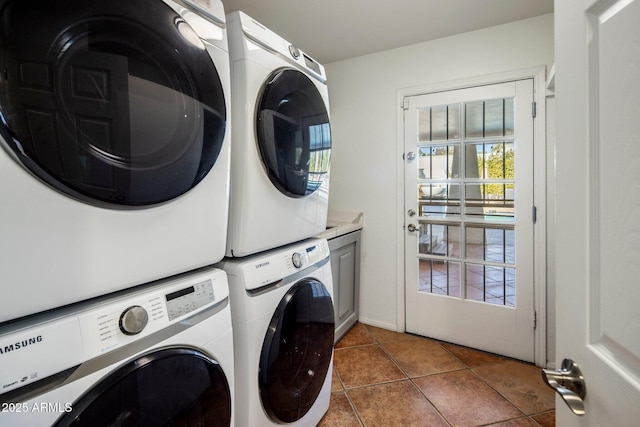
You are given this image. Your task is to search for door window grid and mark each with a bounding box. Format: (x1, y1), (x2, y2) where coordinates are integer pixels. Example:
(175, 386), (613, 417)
(415, 99), (516, 307)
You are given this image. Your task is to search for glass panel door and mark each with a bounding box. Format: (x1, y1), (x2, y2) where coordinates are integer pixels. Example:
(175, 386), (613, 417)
(416, 97), (516, 306)
(404, 80), (535, 362)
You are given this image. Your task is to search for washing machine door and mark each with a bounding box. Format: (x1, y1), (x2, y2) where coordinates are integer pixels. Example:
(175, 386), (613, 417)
(259, 278), (335, 423)
(256, 69), (331, 198)
(0, 0), (226, 208)
(55, 347), (231, 427)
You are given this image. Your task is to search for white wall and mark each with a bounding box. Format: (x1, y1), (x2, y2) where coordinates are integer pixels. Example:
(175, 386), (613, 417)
(325, 14), (554, 331)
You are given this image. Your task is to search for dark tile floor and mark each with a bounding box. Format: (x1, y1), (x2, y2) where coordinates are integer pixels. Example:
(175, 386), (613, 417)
(319, 322), (555, 427)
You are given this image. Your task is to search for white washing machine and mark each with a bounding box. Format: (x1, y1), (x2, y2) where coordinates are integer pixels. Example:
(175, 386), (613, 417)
(216, 238), (334, 426)
(225, 11), (332, 257)
(0, 267), (234, 427)
(0, 0), (232, 322)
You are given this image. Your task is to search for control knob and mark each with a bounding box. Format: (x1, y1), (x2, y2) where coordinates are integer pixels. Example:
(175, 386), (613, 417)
(292, 252), (303, 268)
(119, 305), (149, 336)
(289, 44), (300, 59)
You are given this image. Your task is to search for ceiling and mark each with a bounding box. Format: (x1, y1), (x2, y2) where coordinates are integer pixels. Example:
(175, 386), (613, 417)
(221, 0), (554, 64)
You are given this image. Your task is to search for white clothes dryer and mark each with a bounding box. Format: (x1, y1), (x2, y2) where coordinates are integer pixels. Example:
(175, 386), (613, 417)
(225, 11), (332, 257)
(0, 0), (232, 322)
(216, 238), (334, 426)
(0, 267), (234, 427)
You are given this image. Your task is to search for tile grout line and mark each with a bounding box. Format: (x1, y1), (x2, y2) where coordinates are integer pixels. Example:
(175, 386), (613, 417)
(437, 342), (541, 424)
(336, 325), (380, 427)
(333, 324), (554, 427)
(439, 343), (552, 425)
(375, 331), (545, 427)
(371, 335), (455, 427)
(332, 367), (366, 427)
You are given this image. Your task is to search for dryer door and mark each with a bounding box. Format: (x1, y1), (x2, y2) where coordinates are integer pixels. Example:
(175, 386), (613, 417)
(259, 278), (335, 423)
(257, 69), (331, 198)
(55, 347), (232, 427)
(0, 0), (226, 208)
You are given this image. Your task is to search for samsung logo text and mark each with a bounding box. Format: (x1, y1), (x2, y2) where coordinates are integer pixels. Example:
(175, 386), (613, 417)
(0, 335), (43, 355)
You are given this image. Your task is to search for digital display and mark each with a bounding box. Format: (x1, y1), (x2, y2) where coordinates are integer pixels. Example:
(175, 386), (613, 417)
(306, 245), (316, 253)
(303, 54), (321, 74)
(166, 286), (195, 302)
(165, 279), (215, 321)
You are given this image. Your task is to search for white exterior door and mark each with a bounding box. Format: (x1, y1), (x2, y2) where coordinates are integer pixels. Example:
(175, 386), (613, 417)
(404, 80), (536, 362)
(553, 0), (640, 424)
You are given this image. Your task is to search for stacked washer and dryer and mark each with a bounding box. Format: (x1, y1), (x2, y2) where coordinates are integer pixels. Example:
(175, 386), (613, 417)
(219, 11), (335, 427)
(0, 3), (335, 426)
(0, 0), (235, 425)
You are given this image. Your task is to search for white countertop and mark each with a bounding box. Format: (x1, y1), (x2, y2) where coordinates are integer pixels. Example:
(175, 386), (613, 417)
(315, 211), (363, 240)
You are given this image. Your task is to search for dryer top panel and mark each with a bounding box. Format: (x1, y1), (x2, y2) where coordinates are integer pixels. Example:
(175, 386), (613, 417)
(226, 10), (326, 83)
(218, 238), (330, 290)
(180, 0), (225, 24)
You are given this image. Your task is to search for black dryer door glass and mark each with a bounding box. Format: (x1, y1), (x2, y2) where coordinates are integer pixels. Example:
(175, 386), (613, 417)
(259, 279), (335, 423)
(0, 0), (226, 207)
(257, 69), (331, 198)
(55, 347), (232, 427)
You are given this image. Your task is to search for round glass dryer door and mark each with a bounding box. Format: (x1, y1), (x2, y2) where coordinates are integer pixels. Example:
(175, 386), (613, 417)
(55, 348), (232, 427)
(0, 0), (226, 208)
(259, 279), (335, 423)
(257, 69), (331, 198)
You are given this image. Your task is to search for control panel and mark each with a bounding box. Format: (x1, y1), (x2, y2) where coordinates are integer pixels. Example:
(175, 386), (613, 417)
(236, 239), (330, 291)
(0, 268), (226, 395)
(81, 277), (216, 355)
(231, 11), (326, 83)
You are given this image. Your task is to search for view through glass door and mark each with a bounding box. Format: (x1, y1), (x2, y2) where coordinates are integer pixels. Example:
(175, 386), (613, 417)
(404, 80), (535, 362)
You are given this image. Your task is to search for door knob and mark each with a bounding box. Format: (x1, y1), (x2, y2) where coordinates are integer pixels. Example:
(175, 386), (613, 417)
(407, 223), (418, 232)
(542, 358), (586, 416)
(406, 151), (416, 161)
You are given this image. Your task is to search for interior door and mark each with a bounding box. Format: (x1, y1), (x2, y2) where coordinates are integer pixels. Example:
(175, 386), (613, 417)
(404, 80), (536, 362)
(552, 0), (640, 424)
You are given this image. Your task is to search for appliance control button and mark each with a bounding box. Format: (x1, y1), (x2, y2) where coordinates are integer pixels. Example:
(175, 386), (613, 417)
(292, 252), (303, 268)
(119, 305), (149, 335)
(289, 44), (300, 59)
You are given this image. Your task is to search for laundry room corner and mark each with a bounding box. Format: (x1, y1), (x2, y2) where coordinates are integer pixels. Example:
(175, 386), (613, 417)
(325, 14), (554, 332)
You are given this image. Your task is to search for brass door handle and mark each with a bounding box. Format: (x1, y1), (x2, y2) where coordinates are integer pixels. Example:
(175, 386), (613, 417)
(542, 358), (586, 416)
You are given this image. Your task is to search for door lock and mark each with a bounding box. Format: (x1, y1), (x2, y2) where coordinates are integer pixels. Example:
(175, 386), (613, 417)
(542, 358), (586, 416)
(407, 223), (418, 232)
(407, 209), (416, 217)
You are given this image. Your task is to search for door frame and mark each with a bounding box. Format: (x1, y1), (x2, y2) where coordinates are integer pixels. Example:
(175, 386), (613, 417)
(395, 67), (548, 367)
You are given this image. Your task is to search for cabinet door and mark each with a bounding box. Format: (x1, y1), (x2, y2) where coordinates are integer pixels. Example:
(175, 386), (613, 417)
(329, 231), (361, 342)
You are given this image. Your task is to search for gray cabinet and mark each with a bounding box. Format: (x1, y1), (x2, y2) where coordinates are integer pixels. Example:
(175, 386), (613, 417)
(328, 230), (361, 343)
